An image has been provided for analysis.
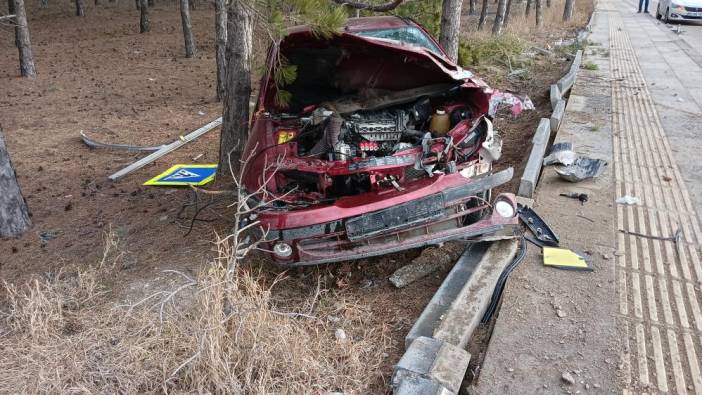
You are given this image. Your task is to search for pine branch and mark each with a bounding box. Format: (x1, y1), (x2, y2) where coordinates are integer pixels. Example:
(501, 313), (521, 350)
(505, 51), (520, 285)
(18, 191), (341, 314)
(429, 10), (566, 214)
(332, 0), (404, 12)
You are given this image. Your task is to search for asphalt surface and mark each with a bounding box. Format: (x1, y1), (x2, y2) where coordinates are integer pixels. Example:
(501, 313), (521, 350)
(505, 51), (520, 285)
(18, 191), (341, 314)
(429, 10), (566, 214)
(623, 0), (702, 225)
(645, 0), (702, 51)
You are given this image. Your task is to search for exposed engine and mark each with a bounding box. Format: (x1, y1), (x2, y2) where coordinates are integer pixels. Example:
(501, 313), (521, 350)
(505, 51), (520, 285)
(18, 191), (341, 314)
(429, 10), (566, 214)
(297, 97), (471, 160)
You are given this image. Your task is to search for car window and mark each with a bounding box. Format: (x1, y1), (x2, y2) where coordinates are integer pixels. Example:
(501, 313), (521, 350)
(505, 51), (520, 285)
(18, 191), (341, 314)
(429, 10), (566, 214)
(354, 27), (442, 55)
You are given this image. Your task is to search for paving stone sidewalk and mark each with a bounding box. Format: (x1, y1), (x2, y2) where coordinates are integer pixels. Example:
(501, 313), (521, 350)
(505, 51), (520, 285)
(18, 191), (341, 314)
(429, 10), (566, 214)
(475, 1), (702, 393)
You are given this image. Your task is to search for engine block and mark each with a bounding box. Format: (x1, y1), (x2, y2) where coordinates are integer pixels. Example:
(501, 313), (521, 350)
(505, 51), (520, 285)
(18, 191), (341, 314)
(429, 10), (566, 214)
(345, 110), (409, 142)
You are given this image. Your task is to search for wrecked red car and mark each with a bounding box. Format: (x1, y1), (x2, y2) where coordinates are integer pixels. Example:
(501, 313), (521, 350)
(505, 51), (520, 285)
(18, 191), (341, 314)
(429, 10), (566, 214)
(242, 16), (519, 265)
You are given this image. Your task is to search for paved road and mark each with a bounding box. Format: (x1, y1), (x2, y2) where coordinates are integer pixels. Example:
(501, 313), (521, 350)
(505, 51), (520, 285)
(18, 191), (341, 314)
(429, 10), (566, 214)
(645, 0), (702, 53)
(621, 0), (702, 225)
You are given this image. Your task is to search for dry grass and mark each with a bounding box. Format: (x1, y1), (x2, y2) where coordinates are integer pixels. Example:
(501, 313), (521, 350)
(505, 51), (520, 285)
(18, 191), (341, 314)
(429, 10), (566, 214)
(501, 0), (594, 37)
(0, 230), (391, 394)
(458, 0), (594, 79)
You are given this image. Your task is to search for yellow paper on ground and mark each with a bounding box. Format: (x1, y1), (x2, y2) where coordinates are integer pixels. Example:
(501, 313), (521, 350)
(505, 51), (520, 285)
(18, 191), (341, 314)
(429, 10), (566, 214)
(543, 247), (592, 271)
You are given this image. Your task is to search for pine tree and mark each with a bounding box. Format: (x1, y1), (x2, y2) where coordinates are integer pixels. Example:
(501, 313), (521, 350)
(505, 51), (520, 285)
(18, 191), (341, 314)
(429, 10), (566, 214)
(439, 0), (463, 61)
(504, 0), (513, 26)
(563, 0), (574, 21)
(13, 0), (35, 77)
(215, 0), (227, 101)
(0, 125), (32, 238)
(75, 0), (85, 16)
(478, 0), (489, 29)
(180, 0), (196, 57)
(139, 0), (150, 33)
(492, 0), (507, 35)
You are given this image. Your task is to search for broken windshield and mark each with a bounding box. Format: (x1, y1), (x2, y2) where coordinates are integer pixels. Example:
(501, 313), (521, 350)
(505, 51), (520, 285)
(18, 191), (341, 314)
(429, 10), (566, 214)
(354, 26), (442, 55)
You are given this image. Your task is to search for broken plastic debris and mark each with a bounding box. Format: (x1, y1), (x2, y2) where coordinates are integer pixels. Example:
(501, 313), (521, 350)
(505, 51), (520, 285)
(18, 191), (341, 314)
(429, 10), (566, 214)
(543, 247), (592, 271)
(616, 195), (640, 205)
(554, 158), (608, 182)
(544, 142), (577, 166)
(489, 91), (535, 117)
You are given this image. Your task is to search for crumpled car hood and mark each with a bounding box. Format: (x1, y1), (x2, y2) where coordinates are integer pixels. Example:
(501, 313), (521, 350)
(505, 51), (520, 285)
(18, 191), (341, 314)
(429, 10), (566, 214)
(262, 29), (486, 112)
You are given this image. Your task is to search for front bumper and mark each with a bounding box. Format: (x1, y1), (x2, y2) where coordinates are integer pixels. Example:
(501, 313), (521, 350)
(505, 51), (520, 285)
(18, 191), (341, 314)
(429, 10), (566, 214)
(669, 8), (702, 19)
(258, 168), (520, 266)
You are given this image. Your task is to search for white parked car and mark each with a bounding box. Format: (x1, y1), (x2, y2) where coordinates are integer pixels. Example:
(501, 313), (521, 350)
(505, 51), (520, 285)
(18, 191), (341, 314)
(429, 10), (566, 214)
(657, 0), (702, 22)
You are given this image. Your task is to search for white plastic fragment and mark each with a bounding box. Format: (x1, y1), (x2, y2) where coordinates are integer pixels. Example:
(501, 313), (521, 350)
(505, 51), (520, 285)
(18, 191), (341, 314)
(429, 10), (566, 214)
(616, 195), (640, 205)
(335, 328), (347, 342)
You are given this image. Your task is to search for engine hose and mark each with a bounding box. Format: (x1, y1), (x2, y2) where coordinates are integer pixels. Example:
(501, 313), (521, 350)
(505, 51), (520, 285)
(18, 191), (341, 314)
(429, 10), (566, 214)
(481, 235), (528, 323)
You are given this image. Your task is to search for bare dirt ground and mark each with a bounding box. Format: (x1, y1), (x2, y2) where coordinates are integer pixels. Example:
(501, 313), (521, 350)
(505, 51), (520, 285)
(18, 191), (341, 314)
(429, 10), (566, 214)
(0, 1), (591, 392)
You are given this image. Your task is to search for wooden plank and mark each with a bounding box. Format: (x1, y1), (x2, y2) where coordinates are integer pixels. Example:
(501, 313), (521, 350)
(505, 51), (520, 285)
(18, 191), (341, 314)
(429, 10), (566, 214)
(108, 117), (222, 181)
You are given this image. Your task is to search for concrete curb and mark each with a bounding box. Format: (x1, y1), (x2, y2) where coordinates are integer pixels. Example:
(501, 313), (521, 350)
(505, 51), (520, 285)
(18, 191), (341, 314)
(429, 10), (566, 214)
(550, 84), (561, 110)
(517, 118), (550, 198)
(550, 99), (566, 133)
(404, 243), (490, 349)
(433, 239), (519, 348)
(392, 240), (519, 395)
(392, 336), (471, 394)
(557, 50), (583, 97)
(518, 48), (585, 199)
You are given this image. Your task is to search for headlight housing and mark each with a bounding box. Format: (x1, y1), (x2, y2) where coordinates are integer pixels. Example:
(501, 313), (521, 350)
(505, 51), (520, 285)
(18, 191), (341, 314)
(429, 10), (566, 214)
(273, 242), (293, 258)
(494, 199), (516, 218)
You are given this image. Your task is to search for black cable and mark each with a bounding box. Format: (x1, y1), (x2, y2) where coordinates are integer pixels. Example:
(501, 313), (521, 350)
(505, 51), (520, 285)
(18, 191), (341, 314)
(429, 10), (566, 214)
(481, 235), (528, 323)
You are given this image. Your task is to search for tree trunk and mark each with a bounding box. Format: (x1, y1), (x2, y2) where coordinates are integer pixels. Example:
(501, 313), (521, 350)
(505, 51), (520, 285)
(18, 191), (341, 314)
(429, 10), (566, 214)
(478, 0), (489, 30)
(0, 126), (32, 238)
(75, 0), (85, 16)
(439, 0), (463, 62)
(180, 0), (196, 57)
(139, 0), (150, 33)
(220, 0), (253, 174)
(503, 0), (513, 26)
(492, 0), (507, 35)
(469, 0), (476, 15)
(535, 0), (544, 27)
(215, 0), (227, 101)
(13, 0), (35, 77)
(8, 0), (19, 48)
(525, 0), (532, 16)
(563, 0), (574, 21)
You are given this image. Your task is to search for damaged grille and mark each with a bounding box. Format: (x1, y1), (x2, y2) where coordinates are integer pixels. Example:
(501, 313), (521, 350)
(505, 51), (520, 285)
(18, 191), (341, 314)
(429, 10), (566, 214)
(344, 194), (445, 241)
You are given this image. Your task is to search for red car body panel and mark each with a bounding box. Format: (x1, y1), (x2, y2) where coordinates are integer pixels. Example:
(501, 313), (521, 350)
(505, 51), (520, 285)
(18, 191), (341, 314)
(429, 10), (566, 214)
(242, 17), (518, 265)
